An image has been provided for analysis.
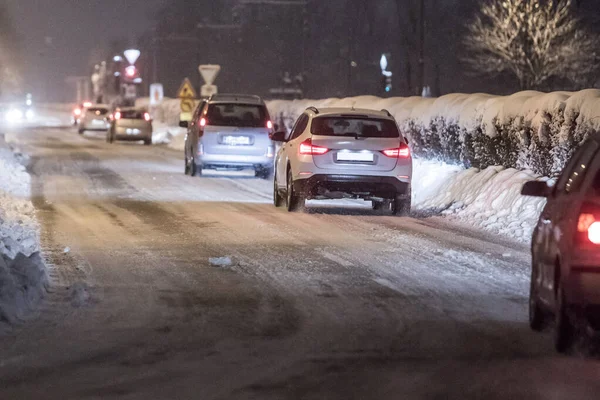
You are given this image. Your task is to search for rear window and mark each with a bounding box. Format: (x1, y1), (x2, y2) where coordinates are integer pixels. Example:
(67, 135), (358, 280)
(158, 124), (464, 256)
(88, 107), (108, 115)
(120, 110), (146, 119)
(311, 116), (400, 138)
(206, 103), (269, 128)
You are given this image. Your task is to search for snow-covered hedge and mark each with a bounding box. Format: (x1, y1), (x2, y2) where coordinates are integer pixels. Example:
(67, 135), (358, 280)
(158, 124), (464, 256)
(267, 90), (600, 176)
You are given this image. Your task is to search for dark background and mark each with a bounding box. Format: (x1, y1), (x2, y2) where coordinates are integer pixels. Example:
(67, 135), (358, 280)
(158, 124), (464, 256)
(4, 0), (600, 102)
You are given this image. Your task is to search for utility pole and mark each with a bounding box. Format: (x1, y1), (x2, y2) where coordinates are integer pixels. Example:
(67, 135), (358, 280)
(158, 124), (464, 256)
(417, 0), (425, 96)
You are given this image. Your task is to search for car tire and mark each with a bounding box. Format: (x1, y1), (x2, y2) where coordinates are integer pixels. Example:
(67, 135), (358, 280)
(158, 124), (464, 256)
(190, 160), (202, 177)
(184, 156), (190, 175)
(529, 263), (547, 332)
(286, 169), (302, 212)
(372, 201), (386, 211)
(144, 139), (152, 146)
(78, 128), (84, 135)
(391, 196), (411, 216)
(255, 167), (274, 180)
(554, 280), (575, 353)
(273, 174), (283, 207)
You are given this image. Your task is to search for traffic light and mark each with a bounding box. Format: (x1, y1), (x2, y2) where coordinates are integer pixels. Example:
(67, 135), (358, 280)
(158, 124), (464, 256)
(385, 75), (392, 93)
(382, 74), (392, 93)
(125, 65), (137, 79)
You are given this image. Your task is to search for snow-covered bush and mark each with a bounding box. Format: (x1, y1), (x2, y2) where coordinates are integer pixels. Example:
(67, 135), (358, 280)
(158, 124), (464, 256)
(266, 89), (600, 176)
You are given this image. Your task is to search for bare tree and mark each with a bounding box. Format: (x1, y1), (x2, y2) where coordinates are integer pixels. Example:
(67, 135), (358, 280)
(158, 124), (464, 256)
(464, 0), (600, 90)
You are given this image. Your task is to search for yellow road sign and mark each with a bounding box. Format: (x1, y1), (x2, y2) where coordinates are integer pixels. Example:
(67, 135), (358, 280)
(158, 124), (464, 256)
(178, 78), (197, 99)
(180, 98), (195, 113)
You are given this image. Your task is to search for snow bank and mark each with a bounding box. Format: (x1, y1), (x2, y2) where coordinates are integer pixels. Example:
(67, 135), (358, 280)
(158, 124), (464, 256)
(0, 139), (48, 327)
(413, 159), (548, 241)
(137, 98), (191, 150)
(267, 89), (600, 176)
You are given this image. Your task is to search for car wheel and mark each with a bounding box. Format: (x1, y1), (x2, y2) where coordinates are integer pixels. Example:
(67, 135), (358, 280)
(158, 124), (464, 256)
(184, 156), (190, 175)
(391, 196), (411, 216)
(554, 280), (575, 353)
(372, 201), (386, 211)
(190, 160), (202, 177)
(286, 169), (302, 212)
(144, 139), (152, 146)
(529, 264), (547, 331)
(273, 173), (283, 207)
(78, 128), (84, 135)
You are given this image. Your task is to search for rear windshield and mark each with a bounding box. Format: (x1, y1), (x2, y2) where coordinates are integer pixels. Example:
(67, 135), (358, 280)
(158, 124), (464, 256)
(311, 116), (400, 138)
(120, 110), (146, 119)
(206, 103), (268, 128)
(88, 107), (109, 115)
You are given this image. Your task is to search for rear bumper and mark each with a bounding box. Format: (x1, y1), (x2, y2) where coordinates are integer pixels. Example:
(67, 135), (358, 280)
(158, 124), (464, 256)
(198, 154), (274, 169)
(114, 128), (152, 140)
(293, 174), (409, 200)
(566, 267), (600, 305)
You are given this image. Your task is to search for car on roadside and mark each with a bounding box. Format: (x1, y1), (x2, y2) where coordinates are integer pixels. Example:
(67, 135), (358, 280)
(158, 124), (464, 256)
(270, 107), (412, 213)
(107, 107), (153, 145)
(78, 105), (111, 134)
(181, 94), (275, 178)
(522, 135), (600, 353)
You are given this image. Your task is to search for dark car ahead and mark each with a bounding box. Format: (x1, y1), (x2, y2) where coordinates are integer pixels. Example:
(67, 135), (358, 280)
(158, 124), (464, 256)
(522, 135), (600, 353)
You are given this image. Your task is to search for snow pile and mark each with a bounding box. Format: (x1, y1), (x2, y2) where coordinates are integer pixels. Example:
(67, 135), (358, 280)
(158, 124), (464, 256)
(136, 97), (192, 150)
(413, 159), (548, 241)
(267, 89), (600, 176)
(0, 141), (48, 326)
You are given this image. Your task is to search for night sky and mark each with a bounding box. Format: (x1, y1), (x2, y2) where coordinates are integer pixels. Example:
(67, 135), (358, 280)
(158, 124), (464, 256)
(5, 0), (166, 102)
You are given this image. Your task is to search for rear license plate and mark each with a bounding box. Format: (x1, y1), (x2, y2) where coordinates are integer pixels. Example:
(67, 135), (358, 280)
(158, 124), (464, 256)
(223, 136), (251, 146)
(92, 119), (105, 125)
(336, 152), (374, 162)
(126, 128), (141, 135)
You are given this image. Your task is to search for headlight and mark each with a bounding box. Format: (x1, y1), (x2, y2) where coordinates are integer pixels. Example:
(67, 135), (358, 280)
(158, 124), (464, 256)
(5, 109), (23, 123)
(25, 109), (34, 120)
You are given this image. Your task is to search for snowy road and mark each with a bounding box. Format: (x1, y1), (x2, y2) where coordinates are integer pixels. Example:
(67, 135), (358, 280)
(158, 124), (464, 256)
(1, 127), (600, 399)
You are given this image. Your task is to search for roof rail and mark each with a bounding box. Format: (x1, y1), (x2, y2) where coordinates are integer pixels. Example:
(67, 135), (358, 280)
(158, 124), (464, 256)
(381, 109), (392, 117)
(307, 106), (319, 114)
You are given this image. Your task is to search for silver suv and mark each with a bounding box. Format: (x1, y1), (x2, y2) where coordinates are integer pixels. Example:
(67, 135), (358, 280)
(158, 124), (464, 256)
(183, 94), (275, 178)
(271, 107), (412, 213)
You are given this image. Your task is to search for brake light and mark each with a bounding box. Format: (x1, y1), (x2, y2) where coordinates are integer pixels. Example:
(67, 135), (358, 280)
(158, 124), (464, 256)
(74, 108), (82, 116)
(200, 117), (207, 127)
(382, 143), (410, 158)
(589, 222), (600, 245)
(577, 205), (600, 245)
(114, 111), (121, 120)
(299, 139), (329, 155)
(144, 112), (151, 121)
(267, 120), (273, 130)
(83, 101), (92, 108)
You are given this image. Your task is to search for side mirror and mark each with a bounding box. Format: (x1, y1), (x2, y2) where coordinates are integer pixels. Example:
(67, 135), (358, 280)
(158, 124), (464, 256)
(269, 131), (287, 142)
(521, 181), (551, 197)
(179, 120), (189, 128)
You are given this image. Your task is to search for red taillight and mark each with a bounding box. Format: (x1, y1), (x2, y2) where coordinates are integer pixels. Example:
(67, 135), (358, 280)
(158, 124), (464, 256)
(199, 117), (207, 127)
(577, 205), (600, 245)
(144, 112), (151, 121)
(382, 143), (410, 158)
(589, 222), (600, 245)
(74, 108), (81, 116)
(114, 111), (121, 120)
(267, 120), (273, 130)
(299, 139), (329, 155)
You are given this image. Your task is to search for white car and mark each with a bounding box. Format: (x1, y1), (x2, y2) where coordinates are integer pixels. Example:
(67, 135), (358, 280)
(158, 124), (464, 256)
(271, 107), (412, 213)
(78, 105), (111, 134)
